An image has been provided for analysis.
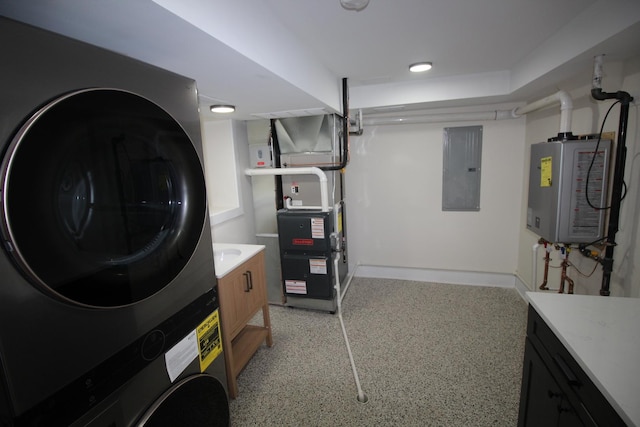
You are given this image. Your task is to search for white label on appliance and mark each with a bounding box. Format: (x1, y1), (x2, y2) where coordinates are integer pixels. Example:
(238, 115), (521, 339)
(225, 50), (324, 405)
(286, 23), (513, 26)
(164, 329), (199, 382)
(309, 259), (327, 275)
(285, 280), (307, 294)
(311, 217), (325, 239)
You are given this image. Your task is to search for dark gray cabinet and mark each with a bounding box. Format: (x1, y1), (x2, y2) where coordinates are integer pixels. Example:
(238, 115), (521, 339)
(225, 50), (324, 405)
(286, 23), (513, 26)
(518, 305), (625, 427)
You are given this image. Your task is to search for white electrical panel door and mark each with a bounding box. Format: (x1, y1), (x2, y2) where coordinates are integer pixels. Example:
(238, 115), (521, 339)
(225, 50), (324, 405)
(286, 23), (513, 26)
(442, 126), (483, 211)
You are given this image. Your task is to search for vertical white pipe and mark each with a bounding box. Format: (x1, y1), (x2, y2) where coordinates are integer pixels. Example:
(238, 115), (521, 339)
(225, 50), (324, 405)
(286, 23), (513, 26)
(593, 54), (605, 90)
(532, 242), (540, 291)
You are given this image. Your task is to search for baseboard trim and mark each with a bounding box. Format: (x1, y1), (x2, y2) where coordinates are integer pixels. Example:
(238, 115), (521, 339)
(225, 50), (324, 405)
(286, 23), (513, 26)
(514, 274), (533, 301)
(354, 265), (517, 288)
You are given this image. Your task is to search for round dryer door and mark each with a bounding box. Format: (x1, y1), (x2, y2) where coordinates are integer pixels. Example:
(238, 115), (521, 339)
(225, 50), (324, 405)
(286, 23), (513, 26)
(0, 88), (207, 308)
(137, 374), (230, 427)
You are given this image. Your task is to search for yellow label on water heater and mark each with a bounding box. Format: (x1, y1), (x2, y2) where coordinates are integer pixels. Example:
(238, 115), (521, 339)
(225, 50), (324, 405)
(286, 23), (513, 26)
(196, 309), (222, 372)
(540, 156), (552, 187)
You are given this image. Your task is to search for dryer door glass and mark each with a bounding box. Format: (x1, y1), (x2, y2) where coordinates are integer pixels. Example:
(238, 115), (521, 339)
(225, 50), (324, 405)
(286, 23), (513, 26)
(1, 89), (207, 308)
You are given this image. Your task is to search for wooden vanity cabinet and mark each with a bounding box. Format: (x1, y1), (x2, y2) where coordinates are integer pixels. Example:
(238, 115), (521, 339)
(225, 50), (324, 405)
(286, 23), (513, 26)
(518, 305), (625, 426)
(217, 250), (273, 399)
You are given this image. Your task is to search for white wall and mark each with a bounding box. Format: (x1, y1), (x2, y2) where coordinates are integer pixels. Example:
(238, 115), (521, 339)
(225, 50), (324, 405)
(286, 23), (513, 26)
(201, 118), (257, 244)
(516, 56), (640, 297)
(201, 120), (239, 217)
(345, 104), (526, 279)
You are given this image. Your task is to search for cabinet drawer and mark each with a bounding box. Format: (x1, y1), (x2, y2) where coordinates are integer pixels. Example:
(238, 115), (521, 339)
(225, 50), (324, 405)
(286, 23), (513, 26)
(519, 338), (585, 426)
(526, 305), (625, 426)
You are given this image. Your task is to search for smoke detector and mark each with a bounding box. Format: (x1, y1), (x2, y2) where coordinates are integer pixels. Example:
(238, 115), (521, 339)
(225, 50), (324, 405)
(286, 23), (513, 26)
(340, 0), (370, 11)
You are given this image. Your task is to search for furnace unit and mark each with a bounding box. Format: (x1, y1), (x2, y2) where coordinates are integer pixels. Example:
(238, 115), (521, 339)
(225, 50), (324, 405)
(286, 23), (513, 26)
(277, 207), (347, 312)
(527, 138), (611, 243)
(273, 114), (348, 312)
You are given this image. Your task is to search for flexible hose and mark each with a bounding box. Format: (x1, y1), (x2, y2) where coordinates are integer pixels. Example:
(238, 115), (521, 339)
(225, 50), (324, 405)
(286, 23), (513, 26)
(333, 257), (368, 403)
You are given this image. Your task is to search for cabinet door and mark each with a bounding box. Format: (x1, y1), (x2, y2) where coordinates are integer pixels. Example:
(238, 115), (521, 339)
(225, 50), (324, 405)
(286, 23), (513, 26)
(519, 339), (583, 427)
(218, 252), (267, 339)
(218, 267), (249, 338)
(525, 306), (625, 426)
(243, 252), (266, 315)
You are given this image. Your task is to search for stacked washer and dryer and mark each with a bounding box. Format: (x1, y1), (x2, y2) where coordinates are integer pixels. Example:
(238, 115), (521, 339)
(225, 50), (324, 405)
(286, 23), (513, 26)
(0, 17), (229, 426)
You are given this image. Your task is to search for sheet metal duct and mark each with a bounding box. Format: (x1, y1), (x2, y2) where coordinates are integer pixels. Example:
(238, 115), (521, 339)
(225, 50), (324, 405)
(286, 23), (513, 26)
(274, 114), (340, 155)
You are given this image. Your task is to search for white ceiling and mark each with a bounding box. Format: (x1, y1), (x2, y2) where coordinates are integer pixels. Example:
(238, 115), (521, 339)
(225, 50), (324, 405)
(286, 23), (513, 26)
(1, 0), (639, 121)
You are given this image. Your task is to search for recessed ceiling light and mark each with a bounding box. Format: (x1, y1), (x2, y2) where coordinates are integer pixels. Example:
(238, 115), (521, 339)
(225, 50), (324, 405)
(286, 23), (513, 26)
(409, 62), (432, 73)
(340, 0), (370, 11)
(210, 104), (235, 113)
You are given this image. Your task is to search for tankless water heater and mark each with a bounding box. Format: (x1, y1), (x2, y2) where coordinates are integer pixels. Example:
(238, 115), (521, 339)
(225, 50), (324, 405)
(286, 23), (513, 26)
(527, 139), (611, 243)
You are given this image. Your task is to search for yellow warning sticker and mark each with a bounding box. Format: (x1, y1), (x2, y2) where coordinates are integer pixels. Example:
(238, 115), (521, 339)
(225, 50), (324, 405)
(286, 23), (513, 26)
(196, 309), (223, 372)
(540, 156), (552, 187)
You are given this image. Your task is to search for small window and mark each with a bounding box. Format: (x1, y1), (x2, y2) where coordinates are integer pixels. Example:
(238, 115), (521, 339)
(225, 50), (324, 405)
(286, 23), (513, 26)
(201, 119), (242, 224)
(442, 125), (482, 211)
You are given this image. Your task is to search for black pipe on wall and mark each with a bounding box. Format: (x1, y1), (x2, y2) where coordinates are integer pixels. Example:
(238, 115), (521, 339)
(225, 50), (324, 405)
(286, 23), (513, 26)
(590, 88), (633, 296)
(270, 118), (285, 210)
(318, 77), (350, 172)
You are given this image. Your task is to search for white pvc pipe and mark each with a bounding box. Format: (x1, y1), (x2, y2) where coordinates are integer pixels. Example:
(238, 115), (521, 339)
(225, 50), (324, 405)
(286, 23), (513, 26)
(284, 198), (324, 211)
(361, 90), (573, 135)
(592, 54), (604, 90)
(362, 110), (515, 126)
(245, 167), (330, 212)
(512, 90), (573, 134)
(333, 256), (367, 403)
(532, 242), (540, 291)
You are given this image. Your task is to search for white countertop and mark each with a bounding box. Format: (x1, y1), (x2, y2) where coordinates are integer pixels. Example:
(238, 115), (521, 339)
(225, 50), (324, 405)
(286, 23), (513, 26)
(212, 243), (265, 279)
(527, 292), (640, 426)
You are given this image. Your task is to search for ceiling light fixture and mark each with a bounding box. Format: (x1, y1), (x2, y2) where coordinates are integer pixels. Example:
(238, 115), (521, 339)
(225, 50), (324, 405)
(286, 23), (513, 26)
(340, 0), (370, 11)
(409, 62), (433, 73)
(210, 104), (235, 113)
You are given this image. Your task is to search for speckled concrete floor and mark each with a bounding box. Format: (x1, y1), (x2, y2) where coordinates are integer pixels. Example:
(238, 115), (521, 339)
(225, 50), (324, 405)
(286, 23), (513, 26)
(229, 278), (528, 426)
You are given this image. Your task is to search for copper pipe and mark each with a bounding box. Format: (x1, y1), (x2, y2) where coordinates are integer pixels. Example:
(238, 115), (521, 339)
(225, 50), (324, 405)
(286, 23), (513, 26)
(539, 245), (551, 290)
(538, 238), (551, 290)
(558, 246), (574, 294)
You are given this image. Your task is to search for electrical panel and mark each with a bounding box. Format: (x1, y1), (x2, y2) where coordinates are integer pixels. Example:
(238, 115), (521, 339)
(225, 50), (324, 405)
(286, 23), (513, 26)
(442, 125), (483, 211)
(527, 139), (611, 243)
